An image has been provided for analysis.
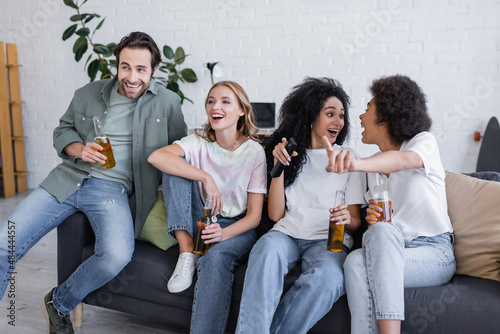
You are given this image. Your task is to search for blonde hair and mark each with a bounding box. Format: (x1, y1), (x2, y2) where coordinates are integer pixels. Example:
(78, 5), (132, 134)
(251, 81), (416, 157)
(198, 81), (259, 142)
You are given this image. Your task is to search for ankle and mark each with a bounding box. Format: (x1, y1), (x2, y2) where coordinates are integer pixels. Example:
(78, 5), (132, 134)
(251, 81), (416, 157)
(175, 230), (194, 253)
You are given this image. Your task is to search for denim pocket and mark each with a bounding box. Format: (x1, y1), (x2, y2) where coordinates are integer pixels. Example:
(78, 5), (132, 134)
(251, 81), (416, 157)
(419, 233), (452, 245)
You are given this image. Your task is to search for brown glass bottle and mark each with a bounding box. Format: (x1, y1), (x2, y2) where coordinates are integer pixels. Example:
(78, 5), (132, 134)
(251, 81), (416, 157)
(93, 117), (116, 169)
(193, 195), (214, 255)
(327, 190), (345, 252)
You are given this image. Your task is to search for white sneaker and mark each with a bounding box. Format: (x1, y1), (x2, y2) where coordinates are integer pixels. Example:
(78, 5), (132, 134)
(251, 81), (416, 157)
(167, 252), (200, 293)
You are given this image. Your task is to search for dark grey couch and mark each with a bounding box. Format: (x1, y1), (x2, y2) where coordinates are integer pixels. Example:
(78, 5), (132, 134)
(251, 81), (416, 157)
(57, 173), (500, 333)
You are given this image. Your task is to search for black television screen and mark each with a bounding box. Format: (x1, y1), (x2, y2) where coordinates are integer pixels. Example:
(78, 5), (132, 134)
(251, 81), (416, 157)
(251, 102), (276, 128)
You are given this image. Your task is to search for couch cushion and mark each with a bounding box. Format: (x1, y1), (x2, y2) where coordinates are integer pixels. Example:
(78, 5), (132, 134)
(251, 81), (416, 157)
(138, 187), (177, 251)
(403, 275), (500, 333)
(82, 241), (195, 313)
(445, 171), (500, 282)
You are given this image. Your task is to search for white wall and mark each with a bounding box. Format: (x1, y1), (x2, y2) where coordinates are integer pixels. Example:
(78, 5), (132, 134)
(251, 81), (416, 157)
(1, 0), (499, 188)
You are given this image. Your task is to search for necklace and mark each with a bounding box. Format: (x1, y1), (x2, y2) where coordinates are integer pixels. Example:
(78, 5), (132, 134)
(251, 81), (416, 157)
(217, 138), (238, 151)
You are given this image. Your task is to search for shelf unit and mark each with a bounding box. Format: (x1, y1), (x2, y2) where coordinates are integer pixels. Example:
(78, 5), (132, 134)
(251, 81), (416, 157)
(0, 42), (29, 198)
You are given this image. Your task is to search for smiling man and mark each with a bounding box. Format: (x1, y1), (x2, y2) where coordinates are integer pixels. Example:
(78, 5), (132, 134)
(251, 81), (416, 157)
(0, 32), (187, 334)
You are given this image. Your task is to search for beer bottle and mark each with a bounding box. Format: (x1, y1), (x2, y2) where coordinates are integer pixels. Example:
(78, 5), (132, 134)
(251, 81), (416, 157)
(92, 117), (116, 169)
(327, 190), (345, 252)
(193, 195), (214, 255)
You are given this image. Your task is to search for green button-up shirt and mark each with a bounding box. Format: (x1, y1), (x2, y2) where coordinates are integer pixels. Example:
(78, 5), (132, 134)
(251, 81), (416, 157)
(40, 77), (187, 237)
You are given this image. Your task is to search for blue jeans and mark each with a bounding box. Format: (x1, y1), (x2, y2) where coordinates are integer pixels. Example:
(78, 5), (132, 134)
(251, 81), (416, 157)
(0, 178), (134, 314)
(162, 173), (257, 334)
(236, 230), (348, 334)
(344, 222), (456, 334)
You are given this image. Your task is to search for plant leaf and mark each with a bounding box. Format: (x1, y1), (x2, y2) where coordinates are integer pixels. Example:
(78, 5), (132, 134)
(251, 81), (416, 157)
(100, 61), (114, 79)
(166, 63), (177, 72)
(104, 42), (116, 57)
(93, 44), (109, 54)
(182, 96), (194, 104)
(70, 14), (87, 22)
(74, 44), (88, 62)
(84, 54), (93, 68)
(62, 24), (78, 41)
(177, 90), (185, 104)
(75, 27), (90, 37)
(88, 59), (100, 81)
(84, 14), (99, 24)
(101, 72), (113, 79)
(167, 82), (179, 93)
(163, 45), (174, 59)
(72, 36), (88, 53)
(173, 47), (186, 64)
(63, 0), (79, 9)
(180, 68), (198, 83)
(81, 0), (89, 6)
(95, 17), (106, 32)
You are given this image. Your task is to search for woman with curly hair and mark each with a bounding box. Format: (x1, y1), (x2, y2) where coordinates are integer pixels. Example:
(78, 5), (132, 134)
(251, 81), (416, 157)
(323, 75), (455, 334)
(149, 81), (267, 334)
(236, 77), (366, 333)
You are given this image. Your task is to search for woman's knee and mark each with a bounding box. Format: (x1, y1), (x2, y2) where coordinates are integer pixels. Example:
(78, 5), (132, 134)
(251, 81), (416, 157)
(311, 262), (345, 287)
(363, 222), (403, 248)
(343, 249), (366, 279)
(247, 233), (292, 271)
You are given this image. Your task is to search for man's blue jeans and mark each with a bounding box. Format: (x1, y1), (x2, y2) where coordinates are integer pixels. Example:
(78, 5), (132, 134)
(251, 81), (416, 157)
(0, 178), (134, 315)
(344, 222), (456, 334)
(162, 172), (257, 334)
(236, 230), (348, 334)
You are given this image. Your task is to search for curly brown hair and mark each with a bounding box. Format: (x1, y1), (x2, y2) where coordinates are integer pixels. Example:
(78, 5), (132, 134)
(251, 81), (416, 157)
(265, 77), (351, 188)
(370, 75), (431, 145)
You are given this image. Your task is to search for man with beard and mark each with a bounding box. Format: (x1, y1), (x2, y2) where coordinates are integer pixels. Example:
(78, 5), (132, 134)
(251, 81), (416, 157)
(0, 31), (187, 334)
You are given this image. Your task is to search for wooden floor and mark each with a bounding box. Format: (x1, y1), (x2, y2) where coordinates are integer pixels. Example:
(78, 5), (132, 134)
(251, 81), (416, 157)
(0, 191), (183, 334)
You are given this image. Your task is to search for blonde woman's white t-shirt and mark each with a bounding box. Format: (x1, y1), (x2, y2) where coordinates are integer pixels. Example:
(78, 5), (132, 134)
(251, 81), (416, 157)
(175, 133), (267, 218)
(272, 147), (366, 249)
(365, 131), (453, 240)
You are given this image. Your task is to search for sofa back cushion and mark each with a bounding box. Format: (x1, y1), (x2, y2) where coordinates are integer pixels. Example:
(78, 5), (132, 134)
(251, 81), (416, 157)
(445, 171), (500, 282)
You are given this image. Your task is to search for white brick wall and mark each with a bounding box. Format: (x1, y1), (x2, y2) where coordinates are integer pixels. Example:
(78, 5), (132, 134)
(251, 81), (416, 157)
(1, 0), (499, 188)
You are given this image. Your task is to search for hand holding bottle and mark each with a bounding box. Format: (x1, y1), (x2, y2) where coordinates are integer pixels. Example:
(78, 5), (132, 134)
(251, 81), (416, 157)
(92, 117), (115, 169)
(201, 223), (224, 244)
(76, 141), (111, 165)
(368, 173), (392, 225)
(202, 173), (223, 215)
(327, 190), (346, 252)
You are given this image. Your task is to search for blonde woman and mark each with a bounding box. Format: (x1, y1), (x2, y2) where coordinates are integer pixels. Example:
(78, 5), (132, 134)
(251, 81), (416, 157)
(148, 81), (267, 334)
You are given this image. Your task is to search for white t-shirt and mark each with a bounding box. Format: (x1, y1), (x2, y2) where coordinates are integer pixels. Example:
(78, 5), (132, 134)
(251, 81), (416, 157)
(272, 147), (366, 248)
(175, 133), (267, 218)
(365, 132), (453, 240)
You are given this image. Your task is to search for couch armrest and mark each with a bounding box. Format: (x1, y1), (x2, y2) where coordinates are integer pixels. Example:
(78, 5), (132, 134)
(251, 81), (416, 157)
(57, 211), (95, 285)
(464, 171), (500, 182)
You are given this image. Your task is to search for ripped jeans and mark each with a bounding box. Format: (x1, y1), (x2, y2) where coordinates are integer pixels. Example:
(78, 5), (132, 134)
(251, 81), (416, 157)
(0, 177), (134, 315)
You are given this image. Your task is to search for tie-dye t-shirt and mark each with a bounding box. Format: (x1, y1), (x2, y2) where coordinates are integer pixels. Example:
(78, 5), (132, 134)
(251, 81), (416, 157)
(175, 133), (267, 218)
